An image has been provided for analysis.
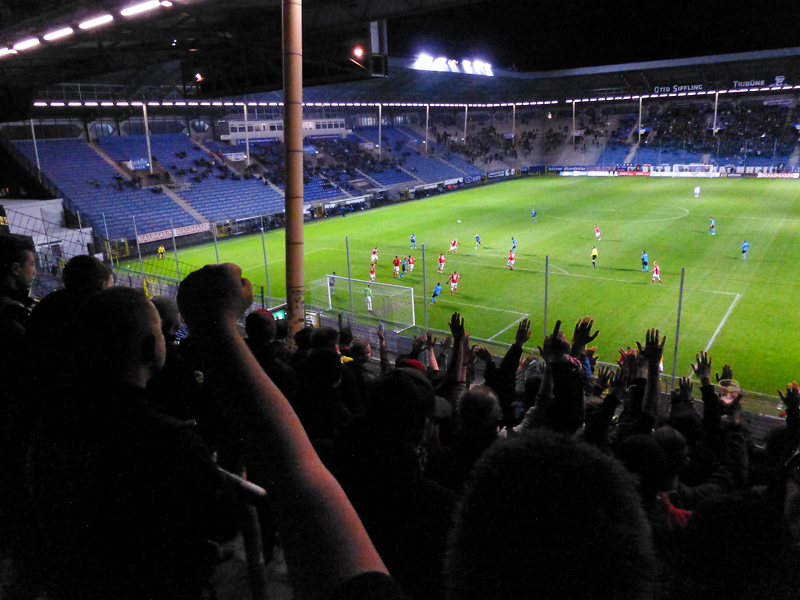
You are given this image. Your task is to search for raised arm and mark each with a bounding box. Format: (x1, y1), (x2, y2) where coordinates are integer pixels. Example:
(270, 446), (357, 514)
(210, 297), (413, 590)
(177, 264), (387, 599)
(637, 329), (665, 419)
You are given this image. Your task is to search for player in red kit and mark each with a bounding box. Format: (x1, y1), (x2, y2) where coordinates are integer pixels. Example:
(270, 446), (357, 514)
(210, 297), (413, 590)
(407, 255), (415, 273)
(508, 250), (515, 270)
(392, 255), (401, 278)
(369, 263), (375, 283)
(448, 271), (460, 295)
(447, 239), (460, 254)
(438, 253), (446, 273)
(594, 225), (601, 241)
(651, 261), (662, 284)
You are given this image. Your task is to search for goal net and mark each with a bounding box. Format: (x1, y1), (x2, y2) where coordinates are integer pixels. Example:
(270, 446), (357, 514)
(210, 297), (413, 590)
(307, 275), (416, 332)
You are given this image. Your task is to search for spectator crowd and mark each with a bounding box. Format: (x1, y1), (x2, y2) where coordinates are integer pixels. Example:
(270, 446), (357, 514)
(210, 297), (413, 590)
(2, 231), (800, 600)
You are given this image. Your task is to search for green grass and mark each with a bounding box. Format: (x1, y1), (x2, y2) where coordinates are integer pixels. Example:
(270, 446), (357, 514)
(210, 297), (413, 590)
(124, 176), (800, 401)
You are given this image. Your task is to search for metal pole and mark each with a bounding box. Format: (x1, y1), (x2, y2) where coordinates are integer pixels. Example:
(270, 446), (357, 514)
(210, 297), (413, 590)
(712, 91), (718, 136)
(422, 243), (428, 331)
(463, 105), (468, 143)
(212, 221), (220, 264)
(572, 101), (576, 150)
(244, 102), (251, 167)
(39, 208), (51, 251)
(30, 119), (41, 178)
(142, 104), (154, 175)
(670, 268), (686, 396)
(260, 216), (272, 308)
(102, 212), (110, 243)
(170, 218), (181, 281)
(283, 0), (306, 338)
(377, 103), (382, 160)
(132, 215), (144, 271)
(638, 96), (642, 145)
(544, 255), (549, 338)
(76, 210), (85, 253)
(425, 104), (429, 156)
(512, 104), (516, 160)
(346, 236), (354, 316)
(261, 286), (265, 309)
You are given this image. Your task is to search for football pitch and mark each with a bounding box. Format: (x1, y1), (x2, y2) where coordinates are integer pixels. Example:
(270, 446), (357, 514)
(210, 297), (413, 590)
(132, 176), (800, 398)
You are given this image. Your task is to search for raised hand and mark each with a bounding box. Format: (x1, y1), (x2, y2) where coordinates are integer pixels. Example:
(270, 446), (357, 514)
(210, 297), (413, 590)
(537, 320), (567, 362)
(377, 326), (385, 347)
(426, 331), (435, 350)
(515, 318), (532, 347)
(691, 351), (713, 384)
(411, 335), (426, 355)
(475, 345), (493, 363)
(715, 364), (733, 384)
(570, 316), (599, 357)
(636, 328), (665, 366)
(608, 367), (628, 398)
(520, 354), (537, 372)
(617, 347), (637, 378)
(177, 263), (254, 332)
(441, 336), (452, 352)
(671, 377), (694, 405)
(779, 382), (800, 411)
(595, 365), (613, 393)
(449, 312), (466, 341)
(585, 346), (599, 370)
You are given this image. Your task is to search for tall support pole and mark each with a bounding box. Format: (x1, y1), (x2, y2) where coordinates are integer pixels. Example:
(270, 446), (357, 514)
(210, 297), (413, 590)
(76, 210), (85, 253)
(102, 212), (110, 244)
(544, 255), (549, 338)
(244, 102), (251, 167)
(260, 216), (272, 308)
(30, 119), (41, 178)
(670, 268), (686, 395)
(712, 91), (719, 136)
(572, 101), (576, 150)
(170, 218), (181, 281)
(346, 236), (354, 316)
(40, 208), (52, 250)
(422, 243), (428, 331)
(424, 104), (429, 156)
(142, 104), (154, 175)
(132, 215), (144, 271)
(638, 96), (643, 145)
(463, 105), (468, 143)
(283, 0), (305, 337)
(377, 103), (382, 160)
(512, 104), (516, 151)
(212, 221), (220, 264)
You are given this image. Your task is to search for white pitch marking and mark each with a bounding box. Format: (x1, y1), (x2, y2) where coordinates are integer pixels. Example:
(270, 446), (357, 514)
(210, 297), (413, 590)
(489, 313), (530, 341)
(543, 204), (690, 223)
(704, 293), (741, 353)
(412, 292), (526, 315)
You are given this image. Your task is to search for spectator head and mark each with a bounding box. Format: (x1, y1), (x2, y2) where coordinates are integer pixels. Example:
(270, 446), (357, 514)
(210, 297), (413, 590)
(549, 359), (586, 433)
(311, 326), (339, 351)
(652, 426), (690, 480)
(303, 348), (343, 389)
(0, 234), (36, 293)
(350, 338), (371, 366)
(667, 403), (703, 448)
(274, 318), (290, 342)
(457, 385), (501, 437)
(447, 431), (655, 600)
(71, 287), (166, 386)
(367, 367), (451, 444)
(150, 296), (182, 345)
(617, 434), (668, 501)
(245, 309), (276, 345)
(338, 326), (353, 350)
(62, 255), (113, 294)
(293, 325), (314, 351)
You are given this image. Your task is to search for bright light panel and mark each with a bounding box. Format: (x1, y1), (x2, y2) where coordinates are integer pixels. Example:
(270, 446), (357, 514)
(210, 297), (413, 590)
(0, 48), (12, 58)
(44, 27), (74, 41)
(121, 1), (161, 16)
(13, 38), (40, 51)
(79, 15), (114, 29)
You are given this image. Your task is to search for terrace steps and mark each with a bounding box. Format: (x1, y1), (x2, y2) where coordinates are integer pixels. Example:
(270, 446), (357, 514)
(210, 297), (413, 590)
(789, 143), (800, 167)
(88, 142), (132, 178)
(625, 143), (639, 163)
(161, 186), (207, 223)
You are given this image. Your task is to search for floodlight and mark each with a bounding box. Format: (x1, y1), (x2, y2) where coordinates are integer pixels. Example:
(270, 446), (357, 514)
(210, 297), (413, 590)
(195, 73), (204, 81)
(33, 102), (47, 107)
(101, 102), (114, 106)
(121, 1), (161, 16)
(160, 1), (173, 5)
(79, 15), (114, 29)
(148, 102), (159, 106)
(0, 48), (13, 58)
(51, 102), (65, 106)
(85, 101), (98, 106)
(68, 102), (82, 106)
(44, 27), (74, 41)
(353, 46), (364, 58)
(13, 38), (40, 51)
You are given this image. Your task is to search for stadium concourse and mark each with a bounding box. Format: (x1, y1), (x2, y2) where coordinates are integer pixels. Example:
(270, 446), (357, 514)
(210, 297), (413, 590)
(4, 12), (800, 597)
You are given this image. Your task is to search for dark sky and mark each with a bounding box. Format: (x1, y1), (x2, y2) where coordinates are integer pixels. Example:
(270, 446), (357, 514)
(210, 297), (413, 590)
(388, 0), (800, 72)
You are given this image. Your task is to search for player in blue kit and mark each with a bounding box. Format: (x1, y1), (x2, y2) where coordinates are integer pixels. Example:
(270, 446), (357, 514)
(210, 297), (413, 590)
(641, 251), (649, 272)
(742, 240), (750, 260)
(474, 234), (482, 249)
(709, 217), (715, 235)
(410, 233), (416, 249)
(431, 282), (442, 304)
(531, 208), (537, 222)
(511, 237), (517, 251)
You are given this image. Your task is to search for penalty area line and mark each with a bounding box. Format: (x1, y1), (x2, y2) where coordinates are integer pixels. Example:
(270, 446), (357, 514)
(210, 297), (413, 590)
(704, 293), (741, 353)
(489, 313), (530, 341)
(242, 247), (334, 271)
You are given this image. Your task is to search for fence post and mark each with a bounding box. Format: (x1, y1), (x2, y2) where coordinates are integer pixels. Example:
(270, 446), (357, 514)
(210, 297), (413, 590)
(346, 236), (354, 316)
(544, 255), (549, 338)
(212, 220), (220, 264)
(670, 268), (686, 397)
(170, 219), (181, 281)
(422, 243), (428, 331)
(132, 215), (144, 271)
(260, 216), (272, 308)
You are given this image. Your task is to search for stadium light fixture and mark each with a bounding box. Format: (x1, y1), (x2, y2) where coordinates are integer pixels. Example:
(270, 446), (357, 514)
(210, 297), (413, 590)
(33, 102), (47, 107)
(121, 1), (161, 16)
(353, 46), (364, 59)
(160, 1), (173, 6)
(85, 101), (98, 106)
(148, 102), (159, 106)
(51, 102), (65, 106)
(116, 101), (129, 106)
(0, 48), (13, 58)
(162, 101), (173, 106)
(13, 38), (40, 51)
(68, 102), (82, 106)
(43, 27), (74, 41)
(79, 15), (114, 29)
(101, 102), (114, 106)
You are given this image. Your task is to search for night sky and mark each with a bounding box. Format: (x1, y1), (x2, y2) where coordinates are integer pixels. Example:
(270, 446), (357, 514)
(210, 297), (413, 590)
(388, 0), (800, 72)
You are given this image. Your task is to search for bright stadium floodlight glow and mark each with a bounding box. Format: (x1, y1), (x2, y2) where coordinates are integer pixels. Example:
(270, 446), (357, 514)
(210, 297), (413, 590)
(413, 54), (434, 71)
(0, 48), (13, 58)
(68, 102), (82, 106)
(51, 102), (65, 106)
(160, 1), (173, 6)
(116, 101), (129, 106)
(353, 46), (364, 58)
(33, 102), (47, 107)
(44, 27), (74, 41)
(148, 102), (159, 106)
(101, 102), (114, 106)
(79, 15), (113, 29)
(433, 57), (447, 71)
(120, 0), (161, 16)
(162, 101), (173, 106)
(85, 101), (98, 106)
(14, 38), (40, 51)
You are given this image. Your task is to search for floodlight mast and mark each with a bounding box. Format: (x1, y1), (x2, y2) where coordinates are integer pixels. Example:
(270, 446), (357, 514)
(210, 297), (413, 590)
(283, 0), (305, 339)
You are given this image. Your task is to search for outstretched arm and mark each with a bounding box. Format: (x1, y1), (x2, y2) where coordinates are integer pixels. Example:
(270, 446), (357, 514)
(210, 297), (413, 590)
(637, 329), (665, 419)
(178, 264), (387, 599)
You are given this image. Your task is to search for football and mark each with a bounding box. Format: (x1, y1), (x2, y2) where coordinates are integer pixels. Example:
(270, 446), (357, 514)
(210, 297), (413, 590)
(458, 220), (461, 223)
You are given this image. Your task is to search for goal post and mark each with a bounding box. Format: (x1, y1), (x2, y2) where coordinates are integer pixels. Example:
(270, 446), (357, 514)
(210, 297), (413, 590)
(307, 275), (416, 332)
